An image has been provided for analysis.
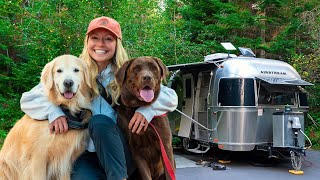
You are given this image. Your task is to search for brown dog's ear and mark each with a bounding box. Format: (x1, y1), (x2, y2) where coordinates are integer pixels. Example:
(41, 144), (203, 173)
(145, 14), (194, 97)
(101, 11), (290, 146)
(41, 60), (55, 90)
(153, 57), (168, 83)
(115, 58), (134, 86)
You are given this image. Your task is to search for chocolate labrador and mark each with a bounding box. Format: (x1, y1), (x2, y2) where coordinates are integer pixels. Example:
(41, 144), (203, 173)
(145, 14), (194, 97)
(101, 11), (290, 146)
(115, 56), (175, 180)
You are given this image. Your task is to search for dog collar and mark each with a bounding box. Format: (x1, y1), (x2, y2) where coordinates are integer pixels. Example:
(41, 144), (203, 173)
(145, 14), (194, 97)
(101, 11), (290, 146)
(154, 113), (167, 118)
(60, 106), (90, 129)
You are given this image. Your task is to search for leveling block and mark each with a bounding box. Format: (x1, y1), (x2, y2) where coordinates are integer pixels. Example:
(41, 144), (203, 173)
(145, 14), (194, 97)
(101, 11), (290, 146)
(289, 170), (304, 175)
(218, 160), (231, 164)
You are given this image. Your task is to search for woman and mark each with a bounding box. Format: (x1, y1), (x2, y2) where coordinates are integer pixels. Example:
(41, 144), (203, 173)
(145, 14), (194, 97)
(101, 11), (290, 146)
(20, 16), (178, 180)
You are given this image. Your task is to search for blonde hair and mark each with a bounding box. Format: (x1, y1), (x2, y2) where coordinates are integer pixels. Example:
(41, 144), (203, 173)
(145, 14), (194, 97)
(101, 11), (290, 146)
(79, 36), (129, 105)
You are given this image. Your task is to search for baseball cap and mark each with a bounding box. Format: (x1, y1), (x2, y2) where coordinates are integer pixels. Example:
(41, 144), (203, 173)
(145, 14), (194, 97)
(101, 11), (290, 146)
(86, 16), (122, 40)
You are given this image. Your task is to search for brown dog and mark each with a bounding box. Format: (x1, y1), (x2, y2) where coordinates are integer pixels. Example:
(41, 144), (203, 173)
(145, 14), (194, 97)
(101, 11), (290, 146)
(115, 56), (175, 180)
(0, 55), (94, 180)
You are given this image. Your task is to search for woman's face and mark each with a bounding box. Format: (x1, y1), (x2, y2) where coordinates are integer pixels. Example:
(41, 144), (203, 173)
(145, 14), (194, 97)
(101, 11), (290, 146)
(87, 28), (117, 70)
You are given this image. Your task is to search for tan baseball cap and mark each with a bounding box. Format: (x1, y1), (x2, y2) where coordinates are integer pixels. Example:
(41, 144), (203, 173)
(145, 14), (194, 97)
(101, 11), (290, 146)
(86, 16), (122, 40)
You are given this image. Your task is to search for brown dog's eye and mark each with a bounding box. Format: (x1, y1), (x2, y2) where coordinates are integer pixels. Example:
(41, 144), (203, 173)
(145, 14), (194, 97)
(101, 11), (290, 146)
(152, 65), (157, 70)
(133, 66), (141, 72)
(74, 68), (79, 72)
(57, 69), (62, 73)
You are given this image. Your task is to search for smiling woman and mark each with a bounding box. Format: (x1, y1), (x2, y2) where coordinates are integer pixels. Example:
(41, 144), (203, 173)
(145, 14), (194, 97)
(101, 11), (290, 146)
(87, 29), (117, 72)
(18, 16), (178, 180)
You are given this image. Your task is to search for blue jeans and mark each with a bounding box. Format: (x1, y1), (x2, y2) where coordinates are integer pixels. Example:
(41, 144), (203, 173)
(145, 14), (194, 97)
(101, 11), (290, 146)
(71, 114), (134, 180)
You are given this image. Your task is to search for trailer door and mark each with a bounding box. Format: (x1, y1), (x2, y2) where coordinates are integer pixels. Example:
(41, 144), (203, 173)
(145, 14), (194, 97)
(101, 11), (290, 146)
(178, 74), (194, 138)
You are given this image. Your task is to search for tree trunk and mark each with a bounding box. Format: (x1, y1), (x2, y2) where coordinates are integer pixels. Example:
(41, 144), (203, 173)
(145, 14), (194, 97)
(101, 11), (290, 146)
(260, 8), (266, 58)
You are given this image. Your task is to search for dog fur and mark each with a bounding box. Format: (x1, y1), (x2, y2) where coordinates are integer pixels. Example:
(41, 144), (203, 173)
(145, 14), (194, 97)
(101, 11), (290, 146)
(0, 55), (93, 180)
(115, 56), (175, 180)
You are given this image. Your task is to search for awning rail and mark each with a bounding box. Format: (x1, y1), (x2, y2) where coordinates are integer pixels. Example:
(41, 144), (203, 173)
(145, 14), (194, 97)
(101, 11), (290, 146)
(256, 77), (313, 86)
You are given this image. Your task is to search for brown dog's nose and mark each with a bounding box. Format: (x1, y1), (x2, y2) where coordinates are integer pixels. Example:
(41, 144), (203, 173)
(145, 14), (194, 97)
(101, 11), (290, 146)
(143, 75), (151, 82)
(64, 79), (74, 88)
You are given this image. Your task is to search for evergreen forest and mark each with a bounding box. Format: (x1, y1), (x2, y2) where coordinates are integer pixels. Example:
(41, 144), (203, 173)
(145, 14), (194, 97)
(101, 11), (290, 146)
(0, 0), (319, 148)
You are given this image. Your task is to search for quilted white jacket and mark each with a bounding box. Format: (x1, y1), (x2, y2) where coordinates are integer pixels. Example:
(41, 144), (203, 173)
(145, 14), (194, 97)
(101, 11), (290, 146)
(20, 64), (178, 151)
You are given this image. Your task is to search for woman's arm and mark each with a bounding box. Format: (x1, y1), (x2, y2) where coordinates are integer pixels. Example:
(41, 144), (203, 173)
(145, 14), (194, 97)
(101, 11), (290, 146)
(20, 83), (65, 124)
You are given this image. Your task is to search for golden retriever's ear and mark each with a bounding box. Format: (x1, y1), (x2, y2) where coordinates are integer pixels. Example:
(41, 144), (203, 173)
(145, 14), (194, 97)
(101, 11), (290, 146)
(41, 60), (54, 90)
(153, 57), (168, 83)
(115, 59), (134, 85)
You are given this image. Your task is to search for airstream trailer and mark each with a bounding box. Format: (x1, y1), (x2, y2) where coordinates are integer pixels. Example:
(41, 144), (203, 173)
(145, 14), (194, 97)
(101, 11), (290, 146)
(167, 49), (313, 170)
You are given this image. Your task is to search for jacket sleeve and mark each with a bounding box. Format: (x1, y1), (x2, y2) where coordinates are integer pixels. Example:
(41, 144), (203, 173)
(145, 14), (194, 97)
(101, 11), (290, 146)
(20, 83), (65, 123)
(136, 84), (178, 122)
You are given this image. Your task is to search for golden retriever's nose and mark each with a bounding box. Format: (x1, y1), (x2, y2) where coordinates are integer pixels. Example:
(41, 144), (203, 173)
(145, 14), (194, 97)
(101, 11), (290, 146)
(64, 79), (74, 88)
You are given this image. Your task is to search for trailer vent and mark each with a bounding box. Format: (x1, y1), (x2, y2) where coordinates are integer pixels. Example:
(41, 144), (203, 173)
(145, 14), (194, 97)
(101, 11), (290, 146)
(238, 47), (256, 57)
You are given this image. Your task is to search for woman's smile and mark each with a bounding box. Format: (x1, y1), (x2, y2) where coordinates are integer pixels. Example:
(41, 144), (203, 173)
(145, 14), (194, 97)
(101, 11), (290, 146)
(87, 28), (117, 71)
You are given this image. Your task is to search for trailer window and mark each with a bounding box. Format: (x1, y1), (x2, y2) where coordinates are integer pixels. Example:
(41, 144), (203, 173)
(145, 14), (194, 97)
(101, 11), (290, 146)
(218, 78), (255, 106)
(185, 78), (192, 98)
(299, 93), (308, 107)
(258, 83), (295, 105)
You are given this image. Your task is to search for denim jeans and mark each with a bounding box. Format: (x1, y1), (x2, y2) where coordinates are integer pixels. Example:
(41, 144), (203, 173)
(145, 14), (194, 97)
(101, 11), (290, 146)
(71, 114), (134, 180)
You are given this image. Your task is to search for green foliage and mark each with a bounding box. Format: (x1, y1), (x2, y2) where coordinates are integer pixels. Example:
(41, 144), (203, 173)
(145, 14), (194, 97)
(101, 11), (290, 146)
(0, 93), (23, 148)
(172, 136), (182, 147)
(289, 52), (320, 84)
(0, 0), (319, 148)
(289, 51), (320, 148)
(0, 95), (23, 133)
(305, 126), (320, 150)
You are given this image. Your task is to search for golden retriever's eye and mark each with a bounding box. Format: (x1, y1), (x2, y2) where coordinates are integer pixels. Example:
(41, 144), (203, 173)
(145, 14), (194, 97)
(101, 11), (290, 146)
(74, 68), (79, 72)
(57, 69), (62, 73)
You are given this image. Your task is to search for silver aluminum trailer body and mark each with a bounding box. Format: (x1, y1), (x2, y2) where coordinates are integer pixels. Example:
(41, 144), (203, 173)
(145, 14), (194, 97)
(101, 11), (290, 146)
(167, 55), (312, 154)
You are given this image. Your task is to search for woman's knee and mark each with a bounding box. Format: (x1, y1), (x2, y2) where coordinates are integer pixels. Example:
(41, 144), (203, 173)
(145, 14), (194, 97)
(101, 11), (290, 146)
(89, 114), (115, 129)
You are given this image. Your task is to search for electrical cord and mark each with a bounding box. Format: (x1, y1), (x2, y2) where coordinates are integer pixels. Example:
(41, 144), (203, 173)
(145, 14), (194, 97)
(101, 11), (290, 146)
(300, 129), (312, 149)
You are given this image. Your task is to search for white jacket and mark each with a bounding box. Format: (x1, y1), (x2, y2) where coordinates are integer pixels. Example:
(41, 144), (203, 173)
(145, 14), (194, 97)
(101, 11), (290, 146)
(20, 64), (178, 151)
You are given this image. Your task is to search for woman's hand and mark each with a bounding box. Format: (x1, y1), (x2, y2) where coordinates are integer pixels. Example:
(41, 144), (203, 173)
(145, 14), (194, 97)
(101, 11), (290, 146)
(49, 116), (68, 134)
(129, 112), (148, 134)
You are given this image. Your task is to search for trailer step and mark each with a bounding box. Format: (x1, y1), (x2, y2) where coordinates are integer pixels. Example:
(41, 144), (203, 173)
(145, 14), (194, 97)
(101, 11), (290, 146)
(186, 144), (210, 154)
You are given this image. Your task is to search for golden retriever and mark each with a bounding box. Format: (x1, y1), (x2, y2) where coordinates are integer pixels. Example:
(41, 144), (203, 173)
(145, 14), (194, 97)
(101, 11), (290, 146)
(0, 55), (94, 180)
(115, 56), (175, 180)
